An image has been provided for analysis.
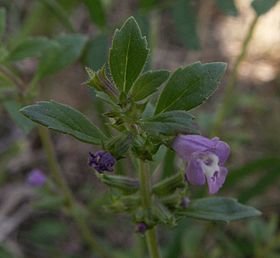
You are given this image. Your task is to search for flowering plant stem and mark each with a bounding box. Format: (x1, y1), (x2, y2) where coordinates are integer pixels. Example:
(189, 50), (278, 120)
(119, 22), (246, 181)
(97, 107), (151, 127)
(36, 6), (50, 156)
(38, 126), (110, 258)
(211, 15), (259, 136)
(1, 65), (111, 257)
(138, 159), (162, 258)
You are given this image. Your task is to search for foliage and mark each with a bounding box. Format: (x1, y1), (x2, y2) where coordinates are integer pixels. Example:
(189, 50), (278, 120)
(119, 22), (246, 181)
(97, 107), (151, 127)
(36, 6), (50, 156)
(0, 1), (279, 257)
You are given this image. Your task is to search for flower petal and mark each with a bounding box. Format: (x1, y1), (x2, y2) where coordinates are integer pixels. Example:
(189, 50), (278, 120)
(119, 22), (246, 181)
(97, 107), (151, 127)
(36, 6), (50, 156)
(206, 166), (228, 194)
(212, 140), (230, 165)
(173, 135), (215, 161)
(217, 166), (228, 186)
(185, 158), (206, 185)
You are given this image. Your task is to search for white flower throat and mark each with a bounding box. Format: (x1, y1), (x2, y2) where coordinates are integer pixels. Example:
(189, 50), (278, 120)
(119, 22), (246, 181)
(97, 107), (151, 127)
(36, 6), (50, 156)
(199, 153), (220, 180)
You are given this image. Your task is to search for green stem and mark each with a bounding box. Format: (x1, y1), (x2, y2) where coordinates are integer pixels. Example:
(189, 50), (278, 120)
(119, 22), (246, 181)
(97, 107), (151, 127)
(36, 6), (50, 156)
(24, 74), (40, 99)
(138, 159), (162, 258)
(38, 126), (110, 258)
(211, 15), (259, 136)
(0, 65), (25, 91)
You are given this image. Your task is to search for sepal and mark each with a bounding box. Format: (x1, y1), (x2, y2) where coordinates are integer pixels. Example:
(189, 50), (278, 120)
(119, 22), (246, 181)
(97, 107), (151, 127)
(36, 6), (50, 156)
(152, 200), (176, 226)
(152, 173), (185, 196)
(105, 131), (133, 159)
(96, 173), (139, 194)
(105, 194), (140, 212)
(159, 189), (187, 209)
(132, 135), (161, 161)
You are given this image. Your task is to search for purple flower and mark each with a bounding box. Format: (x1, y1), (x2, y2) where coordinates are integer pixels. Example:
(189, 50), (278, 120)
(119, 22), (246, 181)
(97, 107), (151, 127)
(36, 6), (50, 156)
(173, 135), (230, 194)
(136, 222), (148, 234)
(27, 169), (46, 187)
(88, 151), (116, 173)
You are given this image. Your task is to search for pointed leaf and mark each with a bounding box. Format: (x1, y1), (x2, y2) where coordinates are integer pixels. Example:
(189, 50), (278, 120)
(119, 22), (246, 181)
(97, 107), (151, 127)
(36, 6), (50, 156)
(84, 34), (108, 70)
(7, 37), (54, 61)
(131, 70), (169, 101)
(20, 101), (106, 145)
(176, 197), (261, 223)
(109, 17), (149, 93)
(155, 62), (227, 113)
(38, 0), (74, 32)
(141, 110), (199, 136)
(251, 0), (278, 16)
(37, 34), (88, 78)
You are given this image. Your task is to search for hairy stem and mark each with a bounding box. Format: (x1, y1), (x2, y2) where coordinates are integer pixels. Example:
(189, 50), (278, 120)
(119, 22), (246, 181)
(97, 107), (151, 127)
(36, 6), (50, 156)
(211, 15), (259, 136)
(38, 126), (110, 258)
(138, 159), (162, 258)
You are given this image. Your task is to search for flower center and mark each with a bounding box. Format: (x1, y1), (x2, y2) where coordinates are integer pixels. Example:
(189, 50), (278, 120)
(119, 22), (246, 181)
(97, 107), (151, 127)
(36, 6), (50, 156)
(199, 153), (220, 181)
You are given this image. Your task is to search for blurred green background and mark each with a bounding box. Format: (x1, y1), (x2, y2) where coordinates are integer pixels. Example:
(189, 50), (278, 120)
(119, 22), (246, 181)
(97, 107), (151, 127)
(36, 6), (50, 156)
(0, 0), (280, 257)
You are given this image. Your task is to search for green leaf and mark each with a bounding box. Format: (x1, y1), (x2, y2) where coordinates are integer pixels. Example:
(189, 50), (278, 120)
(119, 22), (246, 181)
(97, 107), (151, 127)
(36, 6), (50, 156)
(3, 100), (34, 134)
(171, 0), (200, 50)
(37, 34), (87, 78)
(83, 0), (106, 28)
(109, 17), (149, 93)
(216, 0), (239, 16)
(141, 110), (199, 136)
(251, 0), (279, 16)
(20, 100), (106, 145)
(84, 34), (108, 70)
(176, 197), (261, 223)
(155, 62), (227, 113)
(38, 0), (75, 32)
(0, 8), (6, 41)
(131, 70), (169, 101)
(7, 37), (53, 61)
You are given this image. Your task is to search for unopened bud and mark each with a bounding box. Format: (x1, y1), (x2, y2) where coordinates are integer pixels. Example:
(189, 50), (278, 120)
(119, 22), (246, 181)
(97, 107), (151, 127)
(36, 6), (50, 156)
(136, 222), (148, 234)
(88, 151), (116, 173)
(86, 66), (119, 100)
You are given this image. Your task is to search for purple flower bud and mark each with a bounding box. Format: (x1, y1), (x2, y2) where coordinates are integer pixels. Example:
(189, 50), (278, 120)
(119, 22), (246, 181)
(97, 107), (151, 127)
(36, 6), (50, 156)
(136, 222), (148, 234)
(88, 151), (116, 173)
(181, 197), (190, 208)
(27, 169), (46, 187)
(173, 135), (230, 194)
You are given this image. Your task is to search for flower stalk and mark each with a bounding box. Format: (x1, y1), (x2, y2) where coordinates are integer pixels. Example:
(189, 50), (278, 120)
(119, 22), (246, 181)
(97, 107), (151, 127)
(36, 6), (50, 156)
(211, 15), (259, 136)
(38, 126), (111, 258)
(138, 159), (162, 258)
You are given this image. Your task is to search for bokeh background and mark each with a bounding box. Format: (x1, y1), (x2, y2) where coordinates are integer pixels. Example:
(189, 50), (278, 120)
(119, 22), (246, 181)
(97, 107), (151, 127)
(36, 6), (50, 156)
(0, 0), (280, 257)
